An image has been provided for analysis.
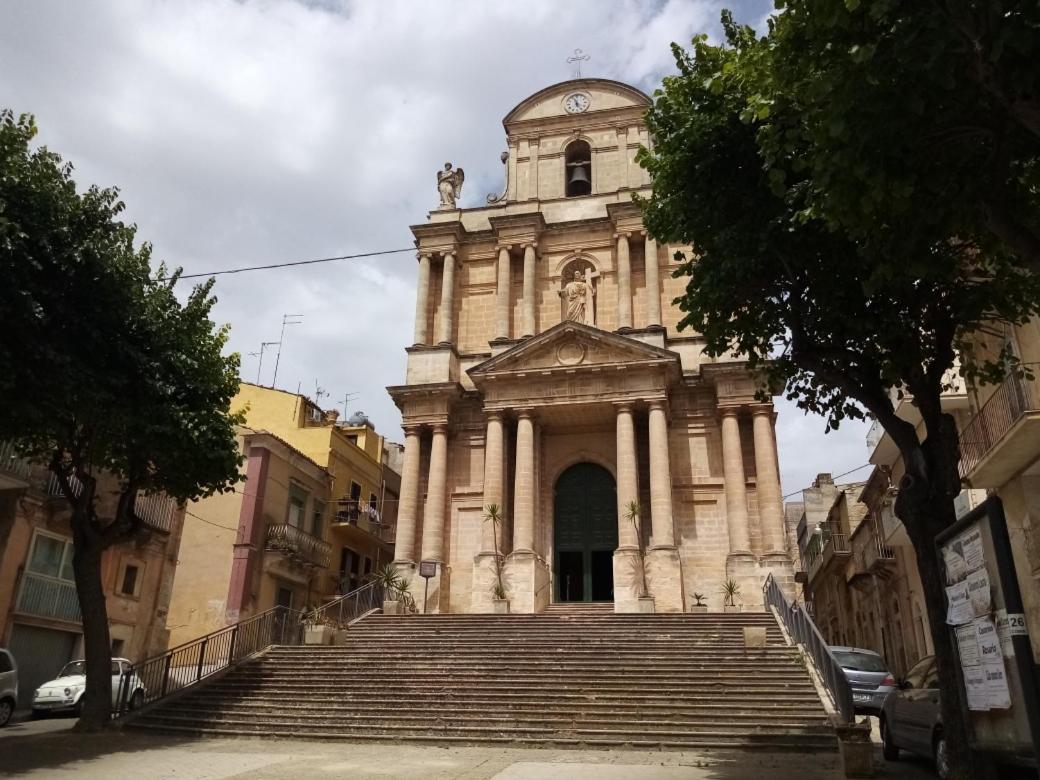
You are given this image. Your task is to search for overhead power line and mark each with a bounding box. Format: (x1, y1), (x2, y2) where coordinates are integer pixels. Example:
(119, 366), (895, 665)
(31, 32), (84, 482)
(782, 462), (873, 501)
(177, 247), (416, 281)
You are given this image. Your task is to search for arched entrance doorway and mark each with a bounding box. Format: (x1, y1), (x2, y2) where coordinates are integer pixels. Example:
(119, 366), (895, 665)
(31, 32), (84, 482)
(553, 463), (617, 602)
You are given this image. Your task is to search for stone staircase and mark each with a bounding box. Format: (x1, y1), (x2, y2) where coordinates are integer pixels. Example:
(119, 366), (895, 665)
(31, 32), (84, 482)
(128, 608), (836, 751)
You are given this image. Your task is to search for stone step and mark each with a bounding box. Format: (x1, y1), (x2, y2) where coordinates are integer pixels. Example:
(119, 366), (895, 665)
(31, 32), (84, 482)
(126, 720), (837, 752)
(226, 674), (817, 689)
(165, 701), (828, 723)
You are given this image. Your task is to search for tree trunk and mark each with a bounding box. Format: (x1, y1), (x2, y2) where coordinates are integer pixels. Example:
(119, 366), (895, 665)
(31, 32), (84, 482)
(71, 512), (113, 731)
(896, 430), (996, 780)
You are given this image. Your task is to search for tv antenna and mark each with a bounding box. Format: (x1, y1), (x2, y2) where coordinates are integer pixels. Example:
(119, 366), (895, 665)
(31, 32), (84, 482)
(270, 313), (303, 389)
(248, 341), (280, 385)
(340, 392), (360, 419)
(314, 380), (329, 406)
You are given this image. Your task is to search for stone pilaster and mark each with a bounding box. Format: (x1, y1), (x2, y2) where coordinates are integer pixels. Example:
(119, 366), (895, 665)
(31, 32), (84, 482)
(393, 425), (423, 566)
(473, 411), (505, 613)
(616, 232), (632, 331)
(412, 253), (431, 345)
(644, 235), (661, 327)
(495, 246), (511, 340)
(437, 252), (456, 345)
(521, 243), (537, 338)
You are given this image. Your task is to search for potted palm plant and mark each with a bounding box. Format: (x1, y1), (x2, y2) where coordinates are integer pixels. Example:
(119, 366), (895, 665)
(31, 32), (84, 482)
(484, 504), (509, 613)
(374, 564), (405, 615)
(626, 501), (654, 612)
(690, 592), (708, 613)
(722, 579), (742, 612)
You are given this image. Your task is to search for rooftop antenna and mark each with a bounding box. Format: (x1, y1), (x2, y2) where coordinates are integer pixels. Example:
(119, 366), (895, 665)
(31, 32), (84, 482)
(567, 48), (590, 78)
(314, 380), (329, 405)
(340, 391), (360, 419)
(271, 313), (303, 389)
(248, 341), (280, 385)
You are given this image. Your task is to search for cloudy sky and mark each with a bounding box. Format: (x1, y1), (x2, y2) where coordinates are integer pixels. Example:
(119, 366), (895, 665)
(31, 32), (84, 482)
(0, 0), (872, 500)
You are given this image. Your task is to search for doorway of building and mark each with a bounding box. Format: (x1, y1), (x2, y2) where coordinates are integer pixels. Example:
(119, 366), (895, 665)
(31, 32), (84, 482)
(553, 462), (618, 602)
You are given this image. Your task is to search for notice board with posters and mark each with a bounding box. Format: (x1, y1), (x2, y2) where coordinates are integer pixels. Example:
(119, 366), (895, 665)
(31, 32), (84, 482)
(936, 497), (1040, 761)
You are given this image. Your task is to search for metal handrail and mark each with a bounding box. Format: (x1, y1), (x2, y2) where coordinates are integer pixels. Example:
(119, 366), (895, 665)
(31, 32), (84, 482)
(309, 581), (386, 628)
(265, 523), (332, 568)
(763, 573), (854, 723)
(959, 371), (1036, 477)
(115, 604), (305, 717)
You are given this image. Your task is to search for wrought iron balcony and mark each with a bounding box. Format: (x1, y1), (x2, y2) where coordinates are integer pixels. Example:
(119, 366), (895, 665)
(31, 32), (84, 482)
(265, 523), (332, 569)
(15, 571), (82, 623)
(135, 492), (178, 534)
(959, 372), (1040, 486)
(332, 499), (394, 543)
(805, 525), (851, 583)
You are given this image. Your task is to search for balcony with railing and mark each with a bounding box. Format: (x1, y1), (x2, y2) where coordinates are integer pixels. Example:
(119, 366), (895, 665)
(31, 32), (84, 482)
(265, 523), (332, 569)
(332, 499), (394, 544)
(15, 572), (82, 623)
(804, 522), (851, 584)
(848, 515), (896, 589)
(134, 492), (178, 534)
(959, 372), (1040, 486)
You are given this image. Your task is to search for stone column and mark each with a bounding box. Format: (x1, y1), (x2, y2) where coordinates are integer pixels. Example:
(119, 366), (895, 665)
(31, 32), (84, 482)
(644, 235), (661, 328)
(512, 410), (535, 552)
(615, 403), (639, 549)
(521, 243), (537, 338)
(481, 411), (505, 552)
(394, 425), (423, 563)
(616, 127), (629, 190)
(412, 253), (431, 345)
(752, 405), (786, 555)
(720, 407), (751, 554)
(437, 252), (456, 345)
(420, 423), (448, 562)
(616, 233), (632, 330)
(529, 139), (540, 200)
(495, 246), (511, 340)
(647, 400), (674, 547)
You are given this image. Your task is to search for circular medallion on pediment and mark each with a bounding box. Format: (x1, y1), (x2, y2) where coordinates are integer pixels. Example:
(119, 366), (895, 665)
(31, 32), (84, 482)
(556, 342), (586, 366)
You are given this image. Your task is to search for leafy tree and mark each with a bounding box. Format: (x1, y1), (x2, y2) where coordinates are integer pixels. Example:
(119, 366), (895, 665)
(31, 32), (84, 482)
(637, 10), (1040, 778)
(0, 110), (244, 729)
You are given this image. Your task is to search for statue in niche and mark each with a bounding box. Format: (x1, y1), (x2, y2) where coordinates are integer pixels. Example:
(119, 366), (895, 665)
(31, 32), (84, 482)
(436, 162), (465, 209)
(560, 266), (598, 325)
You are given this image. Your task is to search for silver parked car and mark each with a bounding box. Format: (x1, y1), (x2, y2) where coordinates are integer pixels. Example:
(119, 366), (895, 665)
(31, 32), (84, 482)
(0, 648), (17, 727)
(831, 646), (896, 714)
(880, 655), (947, 780)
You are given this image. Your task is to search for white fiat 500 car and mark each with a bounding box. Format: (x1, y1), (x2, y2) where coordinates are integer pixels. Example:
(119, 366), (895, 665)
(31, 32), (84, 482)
(32, 658), (144, 717)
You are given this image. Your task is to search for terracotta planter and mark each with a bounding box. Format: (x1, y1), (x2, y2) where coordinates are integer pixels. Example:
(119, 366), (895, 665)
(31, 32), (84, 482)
(492, 598), (510, 614)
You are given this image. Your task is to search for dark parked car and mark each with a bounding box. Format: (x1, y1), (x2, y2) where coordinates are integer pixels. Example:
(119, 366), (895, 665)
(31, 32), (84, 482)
(880, 655), (946, 780)
(831, 646), (896, 714)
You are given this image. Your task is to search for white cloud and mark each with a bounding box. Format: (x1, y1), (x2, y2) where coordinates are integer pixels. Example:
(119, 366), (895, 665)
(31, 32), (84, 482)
(2, 0), (862, 493)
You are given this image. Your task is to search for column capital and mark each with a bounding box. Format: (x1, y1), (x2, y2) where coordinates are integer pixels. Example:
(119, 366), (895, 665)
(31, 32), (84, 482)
(430, 421), (449, 434)
(515, 407), (536, 420)
(417, 251), (433, 261)
(485, 409), (505, 423)
(402, 423), (424, 437)
(521, 241), (538, 250)
(496, 243), (514, 253)
(613, 401), (635, 414)
(749, 403), (774, 417)
(647, 398), (669, 412)
(613, 231), (632, 241)
(718, 405), (743, 418)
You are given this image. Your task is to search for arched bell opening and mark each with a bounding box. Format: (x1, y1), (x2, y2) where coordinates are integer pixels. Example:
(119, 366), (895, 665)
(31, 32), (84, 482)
(564, 140), (592, 197)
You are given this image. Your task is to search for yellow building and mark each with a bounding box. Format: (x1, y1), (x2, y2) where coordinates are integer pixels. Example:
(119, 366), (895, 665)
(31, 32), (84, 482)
(0, 444), (183, 710)
(166, 384), (399, 647)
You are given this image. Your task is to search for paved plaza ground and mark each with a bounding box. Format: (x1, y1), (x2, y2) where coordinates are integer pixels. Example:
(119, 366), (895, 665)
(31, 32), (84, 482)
(0, 715), (940, 779)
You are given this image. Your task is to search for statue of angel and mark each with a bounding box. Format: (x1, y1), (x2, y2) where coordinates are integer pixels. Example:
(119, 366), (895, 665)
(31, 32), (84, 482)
(437, 162), (464, 209)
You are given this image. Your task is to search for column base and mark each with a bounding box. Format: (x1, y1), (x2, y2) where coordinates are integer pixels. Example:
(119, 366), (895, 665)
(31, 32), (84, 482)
(612, 547), (646, 613)
(470, 552), (505, 613)
(646, 546), (685, 612)
(758, 551), (796, 602)
(503, 551), (550, 613)
(724, 552), (759, 612)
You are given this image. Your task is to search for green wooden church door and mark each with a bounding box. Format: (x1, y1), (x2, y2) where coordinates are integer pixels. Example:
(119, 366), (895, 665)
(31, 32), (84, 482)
(553, 463), (618, 602)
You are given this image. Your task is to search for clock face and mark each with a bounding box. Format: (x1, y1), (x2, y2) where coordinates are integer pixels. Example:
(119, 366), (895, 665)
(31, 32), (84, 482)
(564, 93), (590, 114)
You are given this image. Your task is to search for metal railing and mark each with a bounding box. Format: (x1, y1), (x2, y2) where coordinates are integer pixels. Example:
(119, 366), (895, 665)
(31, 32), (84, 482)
(134, 492), (178, 534)
(265, 523), (332, 568)
(764, 573), (853, 723)
(310, 581), (386, 628)
(15, 571), (82, 622)
(959, 371), (1038, 477)
(333, 500), (394, 543)
(115, 604), (305, 717)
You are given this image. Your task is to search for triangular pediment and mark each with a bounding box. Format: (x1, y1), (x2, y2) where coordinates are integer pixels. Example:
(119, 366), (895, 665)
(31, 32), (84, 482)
(468, 322), (679, 380)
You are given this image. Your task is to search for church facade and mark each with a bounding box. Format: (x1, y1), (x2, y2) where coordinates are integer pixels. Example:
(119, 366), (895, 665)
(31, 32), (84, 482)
(388, 78), (795, 614)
